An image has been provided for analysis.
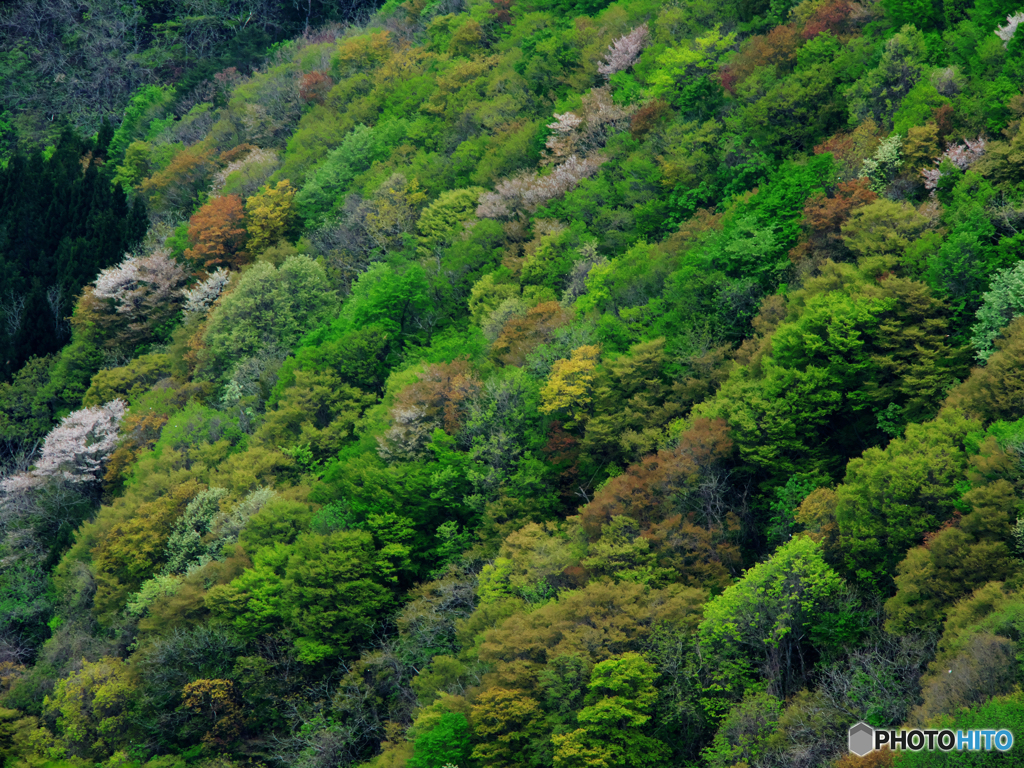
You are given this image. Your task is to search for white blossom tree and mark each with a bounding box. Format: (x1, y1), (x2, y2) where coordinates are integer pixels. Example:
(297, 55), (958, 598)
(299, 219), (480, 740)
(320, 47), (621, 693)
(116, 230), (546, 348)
(182, 268), (231, 315)
(31, 400), (127, 484)
(597, 23), (650, 80)
(94, 248), (189, 316)
(543, 87), (632, 164)
(92, 248), (190, 351)
(476, 155), (607, 221)
(996, 12), (1024, 46)
(922, 136), (986, 192)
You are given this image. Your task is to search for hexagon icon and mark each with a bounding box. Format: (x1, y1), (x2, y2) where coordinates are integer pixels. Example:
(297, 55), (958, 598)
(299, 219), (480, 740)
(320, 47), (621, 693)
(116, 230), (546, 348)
(849, 721), (875, 757)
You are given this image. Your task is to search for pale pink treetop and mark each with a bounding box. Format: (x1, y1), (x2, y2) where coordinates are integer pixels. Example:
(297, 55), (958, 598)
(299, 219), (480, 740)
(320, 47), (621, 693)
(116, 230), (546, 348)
(597, 23), (650, 80)
(31, 400), (126, 484)
(93, 248), (188, 316)
(996, 12), (1024, 46)
(922, 136), (986, 192)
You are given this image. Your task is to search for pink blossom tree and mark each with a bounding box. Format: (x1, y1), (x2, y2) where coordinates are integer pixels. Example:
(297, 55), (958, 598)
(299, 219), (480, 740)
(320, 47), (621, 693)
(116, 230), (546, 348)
(597, 23), (650, 80)
(922, 137), (986, 193)
(91, 248), (190, 352)
(31, 400), (127, 484)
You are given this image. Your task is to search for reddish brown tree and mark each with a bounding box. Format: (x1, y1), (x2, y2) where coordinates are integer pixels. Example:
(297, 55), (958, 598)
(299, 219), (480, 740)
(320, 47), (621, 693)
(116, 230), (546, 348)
(790, 178), (878, 266)
(491, 302), (570, 366)
(718, 24), (802, 93)
(574, 419), (741, 590)
(802, 0), (855, 39)
(299, 71), (334, 105)
(377, 360), (481, 461)
(581, 417), (733, 536)
(185, 195), (249, 268)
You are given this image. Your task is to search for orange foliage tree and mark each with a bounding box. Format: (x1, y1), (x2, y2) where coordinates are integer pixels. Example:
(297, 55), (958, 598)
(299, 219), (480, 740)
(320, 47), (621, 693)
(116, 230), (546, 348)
(185, 195), (249, 268)
(299, 71), (334, 105)
(790, 178), (877, 267)
(140, 145), (216, 216)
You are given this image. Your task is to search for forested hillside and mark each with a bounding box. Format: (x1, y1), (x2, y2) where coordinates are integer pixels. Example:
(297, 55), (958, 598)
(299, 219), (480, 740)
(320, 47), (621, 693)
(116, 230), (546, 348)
(3, 0), (1024, 765)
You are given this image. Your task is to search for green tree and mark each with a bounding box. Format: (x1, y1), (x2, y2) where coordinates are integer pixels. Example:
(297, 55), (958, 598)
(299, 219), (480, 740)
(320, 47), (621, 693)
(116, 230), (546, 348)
(697, 537), (848, 713)
(294, 120), (409, 220)
(885, 473), (1022, 634)
(409, 711), (471, 768)
(206, 530), (394, 663)
(416, 186), (486, 259)
(702, 690), (784, 768)
(835, 409), (978, 590)
(201, 256), (337, 378)
(551, 653), (669, 768)
(846, 25), (928, 127)
(256, 369), (376, 462)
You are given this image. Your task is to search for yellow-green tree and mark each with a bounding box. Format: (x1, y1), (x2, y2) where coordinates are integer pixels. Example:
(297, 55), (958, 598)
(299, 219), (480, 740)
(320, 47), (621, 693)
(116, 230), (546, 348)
(245, 180), (298, 255)
(42, 657), (137, 761)
(416, 186), (485, 259)
(540, 345), (601, 428)
(363, 174), (428, 254)
(471, 688), (545, 768)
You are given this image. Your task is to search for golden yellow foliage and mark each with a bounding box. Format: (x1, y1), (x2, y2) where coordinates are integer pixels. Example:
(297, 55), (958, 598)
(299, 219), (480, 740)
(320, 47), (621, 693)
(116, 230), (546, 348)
(245, 180), (297, 255)
(540, 345), (601, 426)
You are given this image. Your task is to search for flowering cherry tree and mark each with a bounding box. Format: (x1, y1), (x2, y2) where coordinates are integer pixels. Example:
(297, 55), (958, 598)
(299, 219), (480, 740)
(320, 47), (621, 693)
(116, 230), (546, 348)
(182, 268), (230, 315)
(31, 400), (127, 484)
(597, 23), (650, 79)
(922, 137), (986, 192)
(93, 249), (188, 316)
(996, 12), (1024, 46)
(476, 155), (607, 221)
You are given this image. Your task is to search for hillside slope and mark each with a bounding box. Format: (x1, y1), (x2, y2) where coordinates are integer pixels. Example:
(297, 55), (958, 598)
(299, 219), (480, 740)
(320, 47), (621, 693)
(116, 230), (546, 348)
(4, 0), (1024, 766)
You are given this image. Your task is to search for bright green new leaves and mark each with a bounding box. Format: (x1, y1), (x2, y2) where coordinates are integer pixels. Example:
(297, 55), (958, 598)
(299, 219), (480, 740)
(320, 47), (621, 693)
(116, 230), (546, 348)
(410, 711), (472, 768)
(694, 289), (888, 482)
(648, 26), (737, 105)
(416, 186), (486, 258)
(202, 256), (337, 378)
(836, 409), (979, 590)
(342, 261), (433, 342)
(697, 537), (847, 712)
(206, 530), (394, 663)
(295, 120), (409, 221)
(770, 290), (893, 398)
(552, 652), (668, 768)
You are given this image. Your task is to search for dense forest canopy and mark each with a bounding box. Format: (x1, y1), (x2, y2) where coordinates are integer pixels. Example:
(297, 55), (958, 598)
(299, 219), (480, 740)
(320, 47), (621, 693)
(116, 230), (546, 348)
(3, 0), (1024, 765)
